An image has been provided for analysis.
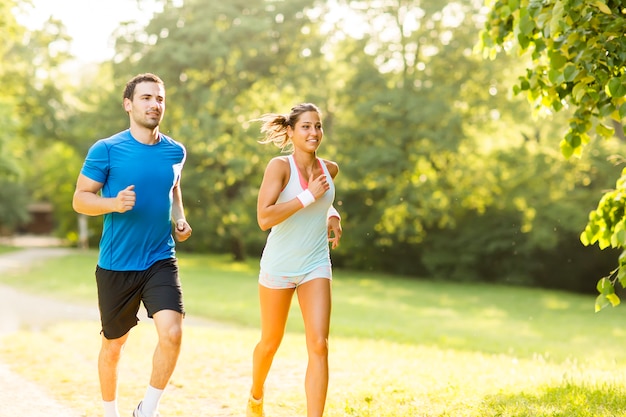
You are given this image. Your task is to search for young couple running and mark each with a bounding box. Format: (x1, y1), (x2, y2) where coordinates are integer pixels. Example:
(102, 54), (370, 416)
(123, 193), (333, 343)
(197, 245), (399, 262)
(73, 73), (341, 417)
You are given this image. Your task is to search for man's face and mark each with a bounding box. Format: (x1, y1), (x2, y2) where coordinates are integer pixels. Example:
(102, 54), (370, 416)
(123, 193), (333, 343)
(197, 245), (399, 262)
(124, 81), (165, 129)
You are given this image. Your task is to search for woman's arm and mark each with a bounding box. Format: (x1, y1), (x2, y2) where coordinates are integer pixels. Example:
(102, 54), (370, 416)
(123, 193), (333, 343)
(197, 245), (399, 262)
(257, 158), (300, 231)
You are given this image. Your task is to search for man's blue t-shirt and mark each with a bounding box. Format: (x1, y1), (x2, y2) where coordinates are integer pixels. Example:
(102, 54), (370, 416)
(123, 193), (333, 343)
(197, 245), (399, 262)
(80, 129), (186, 271)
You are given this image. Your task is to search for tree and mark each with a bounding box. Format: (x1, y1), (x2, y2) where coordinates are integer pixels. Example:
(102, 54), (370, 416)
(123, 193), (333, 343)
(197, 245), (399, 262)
(479, 0), (626, 309)
(330, 0), (540, 273)
(0, 0), (29, 231)
(1, 0), (74, 232)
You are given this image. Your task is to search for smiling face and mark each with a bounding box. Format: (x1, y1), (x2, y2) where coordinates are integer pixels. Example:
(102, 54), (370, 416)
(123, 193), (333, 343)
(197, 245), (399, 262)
(289, 111), (323, 152)
(123, 81), (165, 130)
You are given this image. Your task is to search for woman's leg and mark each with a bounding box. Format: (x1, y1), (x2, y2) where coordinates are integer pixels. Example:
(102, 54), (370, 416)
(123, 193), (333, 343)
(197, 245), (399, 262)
(296, 278), (332, 417)
(251, 284), (295, 400)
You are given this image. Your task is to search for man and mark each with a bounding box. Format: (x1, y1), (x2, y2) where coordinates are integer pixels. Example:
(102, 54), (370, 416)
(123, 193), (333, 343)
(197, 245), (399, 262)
(72, 73), (192, 417)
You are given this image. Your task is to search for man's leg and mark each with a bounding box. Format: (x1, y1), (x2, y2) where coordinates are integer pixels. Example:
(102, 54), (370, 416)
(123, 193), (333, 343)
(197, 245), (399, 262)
(136, 309), (183, 417)
(99, 332), (130, 417)
(150, 309), (183, 387)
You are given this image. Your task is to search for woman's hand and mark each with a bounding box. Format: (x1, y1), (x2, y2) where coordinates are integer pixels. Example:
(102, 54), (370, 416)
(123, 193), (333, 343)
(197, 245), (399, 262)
(307, 172), (330, 199)
(327, 216), (342, 249)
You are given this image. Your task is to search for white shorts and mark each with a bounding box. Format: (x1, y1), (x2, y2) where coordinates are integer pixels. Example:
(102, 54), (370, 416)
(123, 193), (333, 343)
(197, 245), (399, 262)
(259, 265), (332, 289)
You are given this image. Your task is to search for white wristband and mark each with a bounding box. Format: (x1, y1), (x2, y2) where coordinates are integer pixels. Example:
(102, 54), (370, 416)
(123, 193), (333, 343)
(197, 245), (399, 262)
(296, 189), (316, 207)
(328, 206), (341, 220)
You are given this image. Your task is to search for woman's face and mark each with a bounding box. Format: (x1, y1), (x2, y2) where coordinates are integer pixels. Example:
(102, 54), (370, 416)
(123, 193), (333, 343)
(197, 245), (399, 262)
(290, 111), (323, 151)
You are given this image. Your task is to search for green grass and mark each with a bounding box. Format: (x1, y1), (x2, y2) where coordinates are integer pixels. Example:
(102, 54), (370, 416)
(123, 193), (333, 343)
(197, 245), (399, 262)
(2, 250), (626, 416)
(0, 244), (19, 255)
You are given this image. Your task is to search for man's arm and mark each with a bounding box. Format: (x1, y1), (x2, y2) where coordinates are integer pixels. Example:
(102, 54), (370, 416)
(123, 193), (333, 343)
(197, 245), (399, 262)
(171, 183), (192, 242)
(72, 173), (135, 216)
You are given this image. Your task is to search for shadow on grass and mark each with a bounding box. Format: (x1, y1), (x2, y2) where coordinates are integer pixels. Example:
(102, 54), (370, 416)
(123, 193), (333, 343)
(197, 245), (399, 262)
(478, 382), (626, 417)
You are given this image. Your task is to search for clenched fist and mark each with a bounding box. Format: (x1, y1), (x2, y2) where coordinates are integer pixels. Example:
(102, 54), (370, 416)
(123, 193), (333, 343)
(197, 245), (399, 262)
(174, 219), (192, 242)
(115, 185), (136, 213)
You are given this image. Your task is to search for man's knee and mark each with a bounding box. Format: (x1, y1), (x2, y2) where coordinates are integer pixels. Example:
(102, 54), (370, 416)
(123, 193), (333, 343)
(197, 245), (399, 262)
(160, 323), (182, 347)
(154, 309), (183, 346)
(101, 334), (128, 360)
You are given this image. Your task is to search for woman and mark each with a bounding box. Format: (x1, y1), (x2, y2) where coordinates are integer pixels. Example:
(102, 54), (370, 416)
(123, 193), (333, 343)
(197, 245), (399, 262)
(247, 103), (342, 417)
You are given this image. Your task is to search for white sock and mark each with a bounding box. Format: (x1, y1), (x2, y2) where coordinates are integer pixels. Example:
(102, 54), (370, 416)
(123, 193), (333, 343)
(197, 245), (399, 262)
(140, 385), (164, 417)
(103, 399), (120, 417)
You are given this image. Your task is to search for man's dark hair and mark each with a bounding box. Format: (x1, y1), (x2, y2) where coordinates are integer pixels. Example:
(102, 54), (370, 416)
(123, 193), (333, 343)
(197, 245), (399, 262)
(123, 73), (164, 101)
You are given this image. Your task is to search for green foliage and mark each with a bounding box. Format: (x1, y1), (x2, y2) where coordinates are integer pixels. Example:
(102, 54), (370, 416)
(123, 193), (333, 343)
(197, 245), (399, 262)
(418, 139), (622, 290)
(581, 166), (626, 310)
(0, 96), (30, 230)
(481, 0), (626, 302)
(0, 0), (29, 231)
(329, 0), (619, 288)
(0, 0), (74, 233)
(332, 0), (485, 269)
(479, 0), (626, 155)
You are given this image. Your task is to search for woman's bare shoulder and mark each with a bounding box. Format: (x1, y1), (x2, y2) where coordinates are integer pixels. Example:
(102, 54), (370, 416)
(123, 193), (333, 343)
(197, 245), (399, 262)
(321, 158), (339, 178)
(266, 155), (289, 169)
(264, 155), (291, 177)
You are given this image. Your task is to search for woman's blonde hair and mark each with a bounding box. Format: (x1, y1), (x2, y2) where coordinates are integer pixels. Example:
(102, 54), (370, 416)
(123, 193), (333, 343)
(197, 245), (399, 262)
(255, 103), (321, 151)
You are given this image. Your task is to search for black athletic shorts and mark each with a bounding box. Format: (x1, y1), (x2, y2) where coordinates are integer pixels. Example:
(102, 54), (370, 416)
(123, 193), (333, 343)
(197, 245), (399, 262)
(95, 258), (184, 340)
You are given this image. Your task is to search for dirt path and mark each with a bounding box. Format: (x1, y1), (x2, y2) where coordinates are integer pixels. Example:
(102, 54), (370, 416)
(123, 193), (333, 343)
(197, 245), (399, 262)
(0, 247), (100, 334)
(0, 245), (86, 417)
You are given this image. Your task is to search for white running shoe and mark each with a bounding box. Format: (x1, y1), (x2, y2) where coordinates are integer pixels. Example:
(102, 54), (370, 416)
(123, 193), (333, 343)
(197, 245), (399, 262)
(133, 401), (160, 417)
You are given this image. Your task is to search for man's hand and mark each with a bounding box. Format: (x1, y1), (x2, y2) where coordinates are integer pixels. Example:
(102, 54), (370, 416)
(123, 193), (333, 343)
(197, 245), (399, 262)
(174, 219), (192, 242)
(115, 185), (136, 213)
